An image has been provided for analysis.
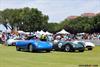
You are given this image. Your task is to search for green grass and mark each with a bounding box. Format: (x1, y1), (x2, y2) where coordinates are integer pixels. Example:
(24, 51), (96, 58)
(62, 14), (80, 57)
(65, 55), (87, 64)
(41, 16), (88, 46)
(0, 45), (100, 67)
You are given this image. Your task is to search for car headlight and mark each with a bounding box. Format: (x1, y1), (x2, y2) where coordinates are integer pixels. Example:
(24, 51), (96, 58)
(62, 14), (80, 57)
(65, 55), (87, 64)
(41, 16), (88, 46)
(58, 43), (63, 48)
(49, 42), (53, 46)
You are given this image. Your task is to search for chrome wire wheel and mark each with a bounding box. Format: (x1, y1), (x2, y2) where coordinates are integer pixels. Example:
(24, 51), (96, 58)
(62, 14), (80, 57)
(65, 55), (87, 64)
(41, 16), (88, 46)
(65, 45), (70, 52)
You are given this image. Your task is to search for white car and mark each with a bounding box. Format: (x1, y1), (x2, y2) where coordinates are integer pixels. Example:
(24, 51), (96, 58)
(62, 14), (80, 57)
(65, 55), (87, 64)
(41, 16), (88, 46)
(6, 38), (23, 46)
(73, 40), (95, 50)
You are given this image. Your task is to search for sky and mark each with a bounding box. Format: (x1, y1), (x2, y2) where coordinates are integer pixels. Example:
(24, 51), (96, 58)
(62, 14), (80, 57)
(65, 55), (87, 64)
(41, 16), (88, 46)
(0, 0), (100, 22)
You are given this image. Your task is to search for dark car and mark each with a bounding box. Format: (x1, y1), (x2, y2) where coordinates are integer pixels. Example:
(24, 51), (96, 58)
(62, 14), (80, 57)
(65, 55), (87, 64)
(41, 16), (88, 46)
(53, 40), (85, 52)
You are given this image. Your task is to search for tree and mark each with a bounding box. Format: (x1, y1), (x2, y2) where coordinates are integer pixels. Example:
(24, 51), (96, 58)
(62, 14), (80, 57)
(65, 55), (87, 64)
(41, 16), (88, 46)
(0, 7), (49, 32)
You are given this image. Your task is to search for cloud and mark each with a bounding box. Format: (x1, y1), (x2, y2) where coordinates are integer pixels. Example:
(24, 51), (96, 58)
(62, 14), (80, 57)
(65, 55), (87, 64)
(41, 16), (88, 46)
(79, 0), (100, 13)
(0, 0), (100, 22)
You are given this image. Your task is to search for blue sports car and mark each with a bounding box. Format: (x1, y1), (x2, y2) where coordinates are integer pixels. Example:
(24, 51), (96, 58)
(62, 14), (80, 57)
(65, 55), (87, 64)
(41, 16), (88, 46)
(16, 37), (53, 52)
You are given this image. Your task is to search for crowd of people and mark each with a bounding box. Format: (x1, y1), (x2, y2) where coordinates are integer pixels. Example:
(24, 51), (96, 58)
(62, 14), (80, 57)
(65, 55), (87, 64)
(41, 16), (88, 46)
(0, 31), (53, 45)
(0, 31), (100, 46)
(76, 33), (100, 40)
(52, 33), (100, 41)
(0, 31), (29, 45)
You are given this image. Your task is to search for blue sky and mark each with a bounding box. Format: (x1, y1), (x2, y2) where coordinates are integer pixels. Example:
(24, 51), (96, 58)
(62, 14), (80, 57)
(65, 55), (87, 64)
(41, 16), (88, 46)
(0, 0), (100, 22)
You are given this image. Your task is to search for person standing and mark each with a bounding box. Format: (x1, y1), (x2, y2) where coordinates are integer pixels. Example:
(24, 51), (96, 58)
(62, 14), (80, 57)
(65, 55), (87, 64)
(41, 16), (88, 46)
(1, 32), (7, 46)
(40, 34), (47, 41)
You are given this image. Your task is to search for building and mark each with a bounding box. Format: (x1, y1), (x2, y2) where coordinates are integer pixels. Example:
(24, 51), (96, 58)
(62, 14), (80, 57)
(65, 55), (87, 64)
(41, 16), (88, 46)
(81, 13), (96, 17)
(67, 16), (78, 20)
(96, 12), (100, 15)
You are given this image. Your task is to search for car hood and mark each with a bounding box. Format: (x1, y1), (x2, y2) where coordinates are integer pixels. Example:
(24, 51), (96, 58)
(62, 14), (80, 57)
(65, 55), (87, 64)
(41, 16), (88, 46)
(31, 40), (53, 47)
(85, 42), (95, 47)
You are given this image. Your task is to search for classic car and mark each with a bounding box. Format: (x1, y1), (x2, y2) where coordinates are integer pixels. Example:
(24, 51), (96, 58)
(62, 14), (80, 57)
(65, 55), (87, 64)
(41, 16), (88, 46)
(53, 40), (85, 52)
(16, 37), (53, 52)
(73, 40), (95, 50)
(6, 38), (23, 46)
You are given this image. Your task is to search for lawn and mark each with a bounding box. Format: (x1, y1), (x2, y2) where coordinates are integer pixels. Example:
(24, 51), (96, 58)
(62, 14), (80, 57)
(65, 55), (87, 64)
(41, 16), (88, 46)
(0, 44), (100, 67)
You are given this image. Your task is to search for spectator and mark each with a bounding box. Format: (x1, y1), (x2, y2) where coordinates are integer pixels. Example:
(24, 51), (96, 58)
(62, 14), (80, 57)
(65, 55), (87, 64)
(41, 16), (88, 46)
(1, 32), (7, 46)
(40, 34), (47, 41)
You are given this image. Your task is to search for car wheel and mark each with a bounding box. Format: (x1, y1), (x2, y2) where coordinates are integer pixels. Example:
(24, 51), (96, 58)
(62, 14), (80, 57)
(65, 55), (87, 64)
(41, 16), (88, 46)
(29, 44), (33, 52)
(16, 46), (21, 51)
(64, 45), (71, 52)
(79, 49), (84, 52)
(46, 50), (51, 52)
(12, 43), (16, 46)
(88, 48), (93, 50)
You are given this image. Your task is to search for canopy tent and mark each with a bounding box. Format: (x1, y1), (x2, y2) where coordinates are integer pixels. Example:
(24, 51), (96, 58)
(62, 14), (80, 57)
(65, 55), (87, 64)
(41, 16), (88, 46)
(36, 31), (40, 34)
(35, 30), (52, 35)
(78, 32), (85, 35)
(18, 30), (25, 34)
(25, 32), (30, 35)
(0, 24), (11, 33)
(39, 30), (45, 35)
(45, 31), (53, 35)
(56, 29), (70, 34)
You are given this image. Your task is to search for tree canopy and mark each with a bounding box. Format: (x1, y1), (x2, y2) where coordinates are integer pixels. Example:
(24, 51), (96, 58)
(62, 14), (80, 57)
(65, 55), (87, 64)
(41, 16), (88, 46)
(0, 7), (100, 33)
(0, 7), (48, 32)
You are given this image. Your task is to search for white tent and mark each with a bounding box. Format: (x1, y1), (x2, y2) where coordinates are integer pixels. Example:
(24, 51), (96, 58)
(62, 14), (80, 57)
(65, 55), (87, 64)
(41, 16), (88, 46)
(18, 30), (25, 34)
(45, 31), (53, 35)
(79, 32), (85, 35)
(56, 29), (70, 34)
(36, 31), (40, 34)
(39, 30), (45, 35)
(0, 24), (11, 33)
(25, 32), (30, 35)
